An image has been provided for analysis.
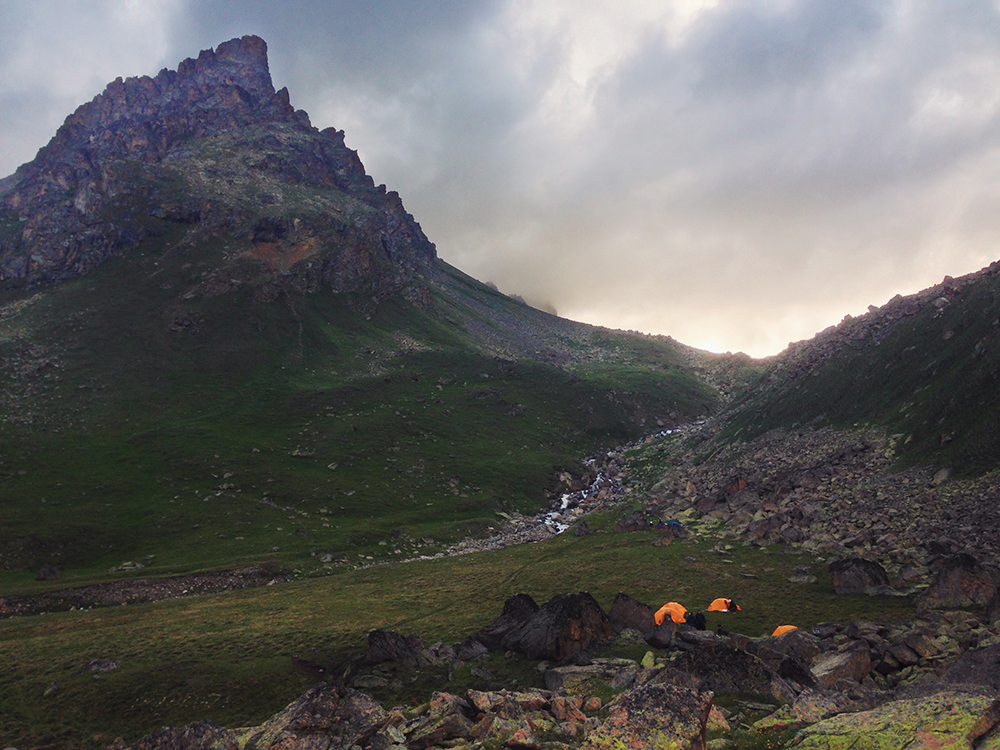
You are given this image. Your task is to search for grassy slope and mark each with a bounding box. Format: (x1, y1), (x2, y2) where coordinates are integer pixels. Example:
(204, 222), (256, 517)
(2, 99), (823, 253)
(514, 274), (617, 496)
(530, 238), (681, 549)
(0, 225), (718, 585)
(717, 267), (1000, 475)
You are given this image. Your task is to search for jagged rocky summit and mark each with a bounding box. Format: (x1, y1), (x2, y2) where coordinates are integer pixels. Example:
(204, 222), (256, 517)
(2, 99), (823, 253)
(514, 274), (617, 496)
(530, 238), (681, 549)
(0, 35), (435, 301)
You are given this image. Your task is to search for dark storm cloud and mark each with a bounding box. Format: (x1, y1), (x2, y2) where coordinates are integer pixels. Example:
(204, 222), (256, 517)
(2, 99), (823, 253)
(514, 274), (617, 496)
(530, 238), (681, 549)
(3, 1), (1000, 355)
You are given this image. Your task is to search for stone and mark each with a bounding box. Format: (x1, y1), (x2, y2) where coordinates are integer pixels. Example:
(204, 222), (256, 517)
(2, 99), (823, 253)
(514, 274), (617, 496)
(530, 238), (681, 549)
(644, 618), (677, 649)
(544, 659), (640, 696)
(672, 643), (797, 702)
(792, 691), (1000, 749)
(238, 683), (387, 749)
(35, 564), (61, 581)
(456, 635), (489, 661)
(608, 592), (654, 635)
(502, 592), (615, 663)
(811, 650), (872, 688)
(473, 593), (539, 652)
(936, 643), (1000, 691)
(829, 557), (890, 595)
(74, 659), (119, 675)
(615, 510), (648, 532)
(753, 689), (845, 732)
(404, 692), (474, 750)
(788, 565), (818, 584)
(580, 681), (713, 750)
(365, 629), (428, 666)
(921, 553), (1000, 609)
(107, 720), (238, 750)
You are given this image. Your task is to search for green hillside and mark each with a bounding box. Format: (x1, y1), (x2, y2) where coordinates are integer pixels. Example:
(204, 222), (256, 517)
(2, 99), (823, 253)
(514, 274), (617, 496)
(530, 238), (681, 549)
(0, 225), (719, 585)
(717, 264), (1000, 475)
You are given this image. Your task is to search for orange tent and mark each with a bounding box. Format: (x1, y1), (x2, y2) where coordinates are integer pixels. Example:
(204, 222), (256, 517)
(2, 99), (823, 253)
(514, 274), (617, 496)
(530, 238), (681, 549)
(654, 601), (687, 626)
(707, 598), (741, 612)
(772, 625), (798, 637)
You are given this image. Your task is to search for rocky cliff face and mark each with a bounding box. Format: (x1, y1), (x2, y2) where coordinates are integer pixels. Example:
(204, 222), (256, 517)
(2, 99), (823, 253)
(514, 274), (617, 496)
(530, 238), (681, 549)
(0, 35), (435, 298)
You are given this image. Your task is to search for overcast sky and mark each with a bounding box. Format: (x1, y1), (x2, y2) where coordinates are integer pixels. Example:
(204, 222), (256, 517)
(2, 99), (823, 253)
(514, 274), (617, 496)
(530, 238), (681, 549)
(3, 1), (1000, 356)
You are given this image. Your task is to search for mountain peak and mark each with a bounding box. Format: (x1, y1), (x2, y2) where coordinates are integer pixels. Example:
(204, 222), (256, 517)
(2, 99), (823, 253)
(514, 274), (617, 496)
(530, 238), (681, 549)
(0, 36), (434, 296)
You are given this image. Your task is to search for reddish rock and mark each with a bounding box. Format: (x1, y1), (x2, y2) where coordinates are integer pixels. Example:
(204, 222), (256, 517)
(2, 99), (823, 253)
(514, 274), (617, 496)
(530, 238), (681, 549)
(405, 692), (474, 750)
(921, 553), (1000, 608)
(239, 683), (387, 749)
(581, 681), (712, 750)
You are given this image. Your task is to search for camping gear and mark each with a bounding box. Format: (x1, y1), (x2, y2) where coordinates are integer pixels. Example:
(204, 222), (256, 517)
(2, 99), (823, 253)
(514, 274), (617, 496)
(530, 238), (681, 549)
(654, 601), (688, 625)
(772, 625), (798, 637)
(707, 597), (741, 612)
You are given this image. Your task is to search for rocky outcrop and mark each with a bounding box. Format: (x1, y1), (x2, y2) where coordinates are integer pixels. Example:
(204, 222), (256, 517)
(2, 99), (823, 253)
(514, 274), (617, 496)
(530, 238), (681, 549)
(0, 35), (435, 300)
(365, 630), (429, 667)
(501, 592), (615, 663)
(921, 553), (1000, 609)
(580, 681), (712, 750)
(671, 642), (798, 702)
(829, 557), (891, 595)
(107, 720), (238, 750)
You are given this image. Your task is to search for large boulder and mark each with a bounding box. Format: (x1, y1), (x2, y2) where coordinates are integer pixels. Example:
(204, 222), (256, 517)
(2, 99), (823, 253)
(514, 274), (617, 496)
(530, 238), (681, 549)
(365, 629), (428, 666)
(828, 557), (890, 595)
(502, 592), (615, 663)
(473, 593), (539, 651)
(937, 643), (1000, 692)
(811, 649), (872, 689)
(920, 553), (1000, 609)
(670, 643), (797, 702)
(748, 630), (824, 690)
(608, 592), (654, 634)
(543, 658), (642, 695)
(580, 681), (713, 750)
(404, 692), (475, 750)
(792, 691), (1000, 749)
(645, 618), (677, 649)
(239, 683), (387, 749)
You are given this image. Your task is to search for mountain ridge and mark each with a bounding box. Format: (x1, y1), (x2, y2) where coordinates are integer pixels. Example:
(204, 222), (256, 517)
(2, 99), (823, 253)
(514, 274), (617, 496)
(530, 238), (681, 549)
(0, 35), (435, 301)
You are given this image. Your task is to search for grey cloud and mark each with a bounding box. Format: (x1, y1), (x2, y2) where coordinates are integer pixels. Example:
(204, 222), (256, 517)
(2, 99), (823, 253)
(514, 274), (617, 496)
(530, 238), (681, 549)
(3, 0), (1000, 355)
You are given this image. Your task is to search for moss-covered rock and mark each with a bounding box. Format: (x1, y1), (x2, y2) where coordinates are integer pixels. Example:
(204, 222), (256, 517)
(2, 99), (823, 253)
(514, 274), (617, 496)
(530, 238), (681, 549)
(793, 691), (1000, 749)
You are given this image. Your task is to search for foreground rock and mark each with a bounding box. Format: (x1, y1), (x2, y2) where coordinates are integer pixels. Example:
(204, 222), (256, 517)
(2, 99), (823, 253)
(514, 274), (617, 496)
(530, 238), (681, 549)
(581, 681), (712, 749)
(829, 557), (891, 595)
(500, 592), (615, 663)
(793, 692), (1000, 749)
